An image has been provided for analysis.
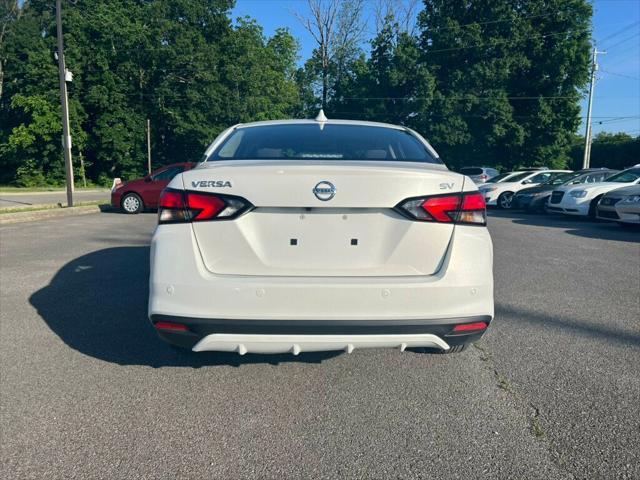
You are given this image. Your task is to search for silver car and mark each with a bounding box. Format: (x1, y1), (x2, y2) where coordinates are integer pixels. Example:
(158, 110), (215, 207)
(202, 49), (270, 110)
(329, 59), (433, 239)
(460, 167), (500, 184)
(597, 185), (640, 224)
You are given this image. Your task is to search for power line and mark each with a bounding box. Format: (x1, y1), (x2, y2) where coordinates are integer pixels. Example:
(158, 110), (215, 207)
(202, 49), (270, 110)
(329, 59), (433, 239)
(596, 116), (640, 124)
(600, 69), (640, 80)
(602, 31), (640, 51)
(597, 20), (639, 46)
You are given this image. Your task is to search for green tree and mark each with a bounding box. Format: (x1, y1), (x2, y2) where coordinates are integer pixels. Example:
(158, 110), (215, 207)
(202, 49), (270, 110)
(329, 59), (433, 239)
(334, 14), (434, 126)
(0, 0), (301, 184)
(569, 132), (640, 170)
(417, 0), (592, 169)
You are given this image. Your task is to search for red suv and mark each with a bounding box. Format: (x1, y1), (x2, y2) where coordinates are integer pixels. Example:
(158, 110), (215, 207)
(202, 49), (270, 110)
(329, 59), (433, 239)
(111, 163), (196, 214)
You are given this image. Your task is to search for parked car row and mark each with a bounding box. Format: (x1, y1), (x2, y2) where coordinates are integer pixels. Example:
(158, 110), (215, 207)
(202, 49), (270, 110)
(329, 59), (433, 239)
(114, 160), (639, 227)
(475, 165), (640, 225)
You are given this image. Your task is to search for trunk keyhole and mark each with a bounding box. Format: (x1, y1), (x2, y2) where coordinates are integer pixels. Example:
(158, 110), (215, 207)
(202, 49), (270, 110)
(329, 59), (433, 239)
(351, 239), (358, 246)
(290, 239), (298, 246)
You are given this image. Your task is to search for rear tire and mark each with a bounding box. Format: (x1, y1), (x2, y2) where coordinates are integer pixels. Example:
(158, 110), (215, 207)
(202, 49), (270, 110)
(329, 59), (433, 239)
(121, 193), (143, 214)
(497, 192), (514, 210)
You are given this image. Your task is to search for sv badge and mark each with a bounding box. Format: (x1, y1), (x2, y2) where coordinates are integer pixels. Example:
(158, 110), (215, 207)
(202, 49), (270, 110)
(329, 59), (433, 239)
(439, 182), (454, 190)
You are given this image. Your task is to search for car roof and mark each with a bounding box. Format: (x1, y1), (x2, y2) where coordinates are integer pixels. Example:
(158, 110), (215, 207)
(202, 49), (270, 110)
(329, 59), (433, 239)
(233, 118), (406, 131)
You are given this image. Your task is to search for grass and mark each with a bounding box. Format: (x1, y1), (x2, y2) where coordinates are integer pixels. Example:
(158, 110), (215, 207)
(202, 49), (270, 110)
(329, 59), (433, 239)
(0, 201), (103, 215)
(0, 186), (108, 193)
(531, 416), (545, 439)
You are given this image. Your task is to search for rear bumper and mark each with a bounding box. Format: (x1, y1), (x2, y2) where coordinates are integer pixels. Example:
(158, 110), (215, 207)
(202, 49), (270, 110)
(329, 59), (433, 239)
(150, 225), (493, 318)
(151, 314), (492, 353)
(149, 223), (493, 353)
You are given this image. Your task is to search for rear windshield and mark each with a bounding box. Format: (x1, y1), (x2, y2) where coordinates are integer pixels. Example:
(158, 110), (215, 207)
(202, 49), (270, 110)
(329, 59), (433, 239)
(460, 167), (484, 175)
(208, 124), (441, 163)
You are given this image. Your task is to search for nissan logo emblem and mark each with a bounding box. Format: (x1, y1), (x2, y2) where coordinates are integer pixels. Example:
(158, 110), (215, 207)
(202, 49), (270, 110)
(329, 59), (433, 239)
(313, 181), (336, 201)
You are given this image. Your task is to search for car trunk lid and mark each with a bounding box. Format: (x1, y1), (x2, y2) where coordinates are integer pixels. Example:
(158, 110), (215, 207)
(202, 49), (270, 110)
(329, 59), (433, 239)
(182, 161), (464, 277)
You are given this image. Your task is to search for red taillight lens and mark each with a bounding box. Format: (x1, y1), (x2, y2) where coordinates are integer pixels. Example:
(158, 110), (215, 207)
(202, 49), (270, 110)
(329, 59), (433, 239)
(154, 321), (190, 332)
(421, 195), (461, 222)
(397, 192), (486, 225)
(158, 189), (252, 224)
(462, 192), (486, 210)
(186, 193), (226, 221)
(452, 322), (488, 333)
(159, 190), (185, 209)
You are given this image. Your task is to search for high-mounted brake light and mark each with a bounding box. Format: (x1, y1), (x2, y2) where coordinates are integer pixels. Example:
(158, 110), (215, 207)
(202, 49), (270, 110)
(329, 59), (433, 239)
(158, 189), (252, 224)
(396, 192), (486, 225)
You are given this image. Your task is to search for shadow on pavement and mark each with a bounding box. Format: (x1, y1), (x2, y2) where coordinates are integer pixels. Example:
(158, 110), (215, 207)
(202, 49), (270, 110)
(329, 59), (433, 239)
(488, 210), (640, 243)
(496, 303), (640, 348)
(29, 246), (339, 368)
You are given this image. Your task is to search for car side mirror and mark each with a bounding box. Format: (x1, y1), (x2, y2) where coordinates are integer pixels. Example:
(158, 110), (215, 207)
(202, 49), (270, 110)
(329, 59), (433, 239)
(522, 179), (532, 184)
(144, 176), (152, 183)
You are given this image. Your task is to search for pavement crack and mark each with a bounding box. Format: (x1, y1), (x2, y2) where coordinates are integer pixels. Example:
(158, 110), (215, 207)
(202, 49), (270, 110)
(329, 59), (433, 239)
(472, 342), (575, 479)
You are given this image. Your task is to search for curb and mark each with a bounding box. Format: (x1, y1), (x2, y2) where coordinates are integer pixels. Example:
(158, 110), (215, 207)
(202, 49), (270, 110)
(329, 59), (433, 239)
(0, 205), (105, 225)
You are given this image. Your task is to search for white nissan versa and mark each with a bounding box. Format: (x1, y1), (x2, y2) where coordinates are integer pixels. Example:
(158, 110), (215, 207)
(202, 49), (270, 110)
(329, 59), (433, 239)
(149, 114), (494, 355)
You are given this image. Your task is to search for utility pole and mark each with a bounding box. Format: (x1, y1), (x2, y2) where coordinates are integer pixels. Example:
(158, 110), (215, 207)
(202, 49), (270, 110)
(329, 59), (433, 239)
(146, 119), (152, 174)
(56, 0), (74, 206)
(582, 47), (606, 169)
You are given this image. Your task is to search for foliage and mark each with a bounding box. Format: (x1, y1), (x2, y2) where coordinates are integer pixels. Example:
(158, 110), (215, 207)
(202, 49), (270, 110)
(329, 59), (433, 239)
(0, 0), (300, 184)
(0, 0), (623, 185)
(569, 133), (640, 170)
(331, 15), (434, 127)
(414, 0), (592, 170)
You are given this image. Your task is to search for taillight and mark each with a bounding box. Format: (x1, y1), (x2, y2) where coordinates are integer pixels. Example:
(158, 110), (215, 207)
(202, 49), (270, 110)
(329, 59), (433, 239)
(158, 189), (252, 224)
(396, 192), (486, 225)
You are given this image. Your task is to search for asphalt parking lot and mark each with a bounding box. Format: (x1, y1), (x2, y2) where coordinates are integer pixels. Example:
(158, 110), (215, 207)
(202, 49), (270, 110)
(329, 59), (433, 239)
(1, 210), (638, 479)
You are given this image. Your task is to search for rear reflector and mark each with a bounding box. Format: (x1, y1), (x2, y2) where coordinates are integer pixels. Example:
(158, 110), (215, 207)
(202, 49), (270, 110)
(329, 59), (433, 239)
(397, 192), (487, 225)
(158, 188), (252, 224)
(452, 322), (488, 333)
(154, 321), (190, 332)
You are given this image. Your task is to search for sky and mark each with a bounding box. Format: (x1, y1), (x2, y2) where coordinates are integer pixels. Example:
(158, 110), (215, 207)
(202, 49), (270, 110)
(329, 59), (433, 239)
(232, 0), (640, 136)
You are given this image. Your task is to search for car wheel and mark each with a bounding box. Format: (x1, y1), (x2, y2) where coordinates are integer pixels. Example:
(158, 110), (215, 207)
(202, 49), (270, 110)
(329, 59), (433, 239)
(497, 192), (514, 209)
(121, 193), (143, 214)
(588, 195), (602, 219)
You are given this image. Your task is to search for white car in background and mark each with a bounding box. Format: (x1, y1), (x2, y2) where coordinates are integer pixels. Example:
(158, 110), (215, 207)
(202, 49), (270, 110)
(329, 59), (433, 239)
(149, 115), (494, 355)
(479, 169), (571, 209)
(547, 166), (640, 218)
